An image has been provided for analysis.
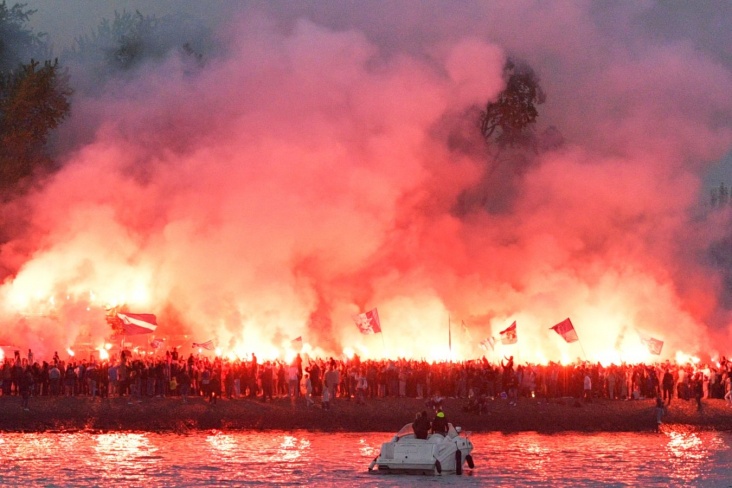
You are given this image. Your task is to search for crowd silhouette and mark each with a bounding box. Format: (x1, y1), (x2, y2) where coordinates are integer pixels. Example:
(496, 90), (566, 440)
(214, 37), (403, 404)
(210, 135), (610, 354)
(2, 348), (731, 412)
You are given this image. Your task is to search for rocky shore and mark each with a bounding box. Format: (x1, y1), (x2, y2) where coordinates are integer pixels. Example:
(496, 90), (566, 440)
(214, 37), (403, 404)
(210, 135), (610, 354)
(1, 395), (731, 434)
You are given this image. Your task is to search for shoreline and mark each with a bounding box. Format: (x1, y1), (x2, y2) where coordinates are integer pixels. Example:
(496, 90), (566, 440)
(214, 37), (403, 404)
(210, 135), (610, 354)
(2, 395), (731, 434)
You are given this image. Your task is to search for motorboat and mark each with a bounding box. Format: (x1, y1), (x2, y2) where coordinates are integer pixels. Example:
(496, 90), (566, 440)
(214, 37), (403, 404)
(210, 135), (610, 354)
(368, 422), (474, 475)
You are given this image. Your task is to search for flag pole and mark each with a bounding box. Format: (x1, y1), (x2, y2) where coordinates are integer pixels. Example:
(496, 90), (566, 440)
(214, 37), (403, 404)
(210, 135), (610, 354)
(615, 330), (625, 364)
(448, 314), (452, 359)
(578, 338), (588, 362)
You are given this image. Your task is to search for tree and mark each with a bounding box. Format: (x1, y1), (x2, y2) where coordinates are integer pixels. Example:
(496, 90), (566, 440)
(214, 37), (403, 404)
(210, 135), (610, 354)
(452, 59), (552, 216)
(0, 3), (71, 195)
(0, 1), (48, 72)
(64, 9), (210, 93)
(479, 59), (546, 152)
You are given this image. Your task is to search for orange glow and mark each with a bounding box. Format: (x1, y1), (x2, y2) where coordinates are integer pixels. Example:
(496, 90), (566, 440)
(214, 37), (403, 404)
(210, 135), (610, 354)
(675, 351), (700, 365)
(0, 287), (711, 365)
(0, 9), (725, 366)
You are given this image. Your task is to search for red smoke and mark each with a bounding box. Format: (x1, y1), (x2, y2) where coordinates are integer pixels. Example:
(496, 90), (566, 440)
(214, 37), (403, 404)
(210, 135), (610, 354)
(1, 4), (731, 364)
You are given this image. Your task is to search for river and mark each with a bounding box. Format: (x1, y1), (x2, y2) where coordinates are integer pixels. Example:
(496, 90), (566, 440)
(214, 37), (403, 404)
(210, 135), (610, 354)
(1, 430), (730, 487)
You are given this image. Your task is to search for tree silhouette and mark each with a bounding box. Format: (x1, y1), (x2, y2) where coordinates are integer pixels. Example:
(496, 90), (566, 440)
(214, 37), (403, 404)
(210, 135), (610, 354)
(0, 3), (71, 196)
(479, 59), (546, 152)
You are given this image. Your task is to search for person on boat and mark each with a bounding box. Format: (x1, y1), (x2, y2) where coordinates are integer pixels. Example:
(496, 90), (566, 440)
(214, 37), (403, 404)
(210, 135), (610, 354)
(431, 408), (449, 435)
(413, 410), (431, 439)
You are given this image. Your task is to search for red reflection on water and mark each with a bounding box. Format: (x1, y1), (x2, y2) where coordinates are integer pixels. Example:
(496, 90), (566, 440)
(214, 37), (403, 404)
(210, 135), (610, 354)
(277, 435), (311, 462)
(664, 431), (706, 483)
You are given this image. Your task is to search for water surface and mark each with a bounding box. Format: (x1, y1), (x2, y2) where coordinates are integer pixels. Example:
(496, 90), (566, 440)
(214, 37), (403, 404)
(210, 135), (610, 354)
(1, 430), (731, 487)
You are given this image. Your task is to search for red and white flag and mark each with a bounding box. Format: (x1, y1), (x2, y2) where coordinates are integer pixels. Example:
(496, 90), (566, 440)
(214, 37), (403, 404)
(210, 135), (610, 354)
(640, 334), (664, 355)
(117, 313), (157, 335)
(352, 308), (382, 334)
(291, 336), (303, 350)
(550, 318), (579, 343)
(150, 337), (165, 349)
(499, 321), (517, 345)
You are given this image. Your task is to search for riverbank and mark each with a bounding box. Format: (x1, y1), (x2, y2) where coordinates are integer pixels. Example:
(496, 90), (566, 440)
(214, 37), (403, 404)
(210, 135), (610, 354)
(1, 395), (731, 433)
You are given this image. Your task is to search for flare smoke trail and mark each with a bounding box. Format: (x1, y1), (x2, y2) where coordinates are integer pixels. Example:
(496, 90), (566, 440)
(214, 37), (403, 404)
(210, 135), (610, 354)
(1, 1), (732, 363)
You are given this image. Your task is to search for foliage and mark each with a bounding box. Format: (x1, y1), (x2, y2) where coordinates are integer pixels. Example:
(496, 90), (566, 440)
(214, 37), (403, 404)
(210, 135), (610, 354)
(710, 182), (730, 208)
(0, 3), (71, 195)
(0, 1), (48, 72)
(479, 59), (546, 152)
(452, 60), (554, 216)
(65, 9), (210, 91)
(72, 10), (168, 72)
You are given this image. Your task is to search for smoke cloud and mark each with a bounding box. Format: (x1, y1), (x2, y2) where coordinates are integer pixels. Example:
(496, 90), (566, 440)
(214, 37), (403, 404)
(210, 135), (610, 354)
(2, 1), (732, 363)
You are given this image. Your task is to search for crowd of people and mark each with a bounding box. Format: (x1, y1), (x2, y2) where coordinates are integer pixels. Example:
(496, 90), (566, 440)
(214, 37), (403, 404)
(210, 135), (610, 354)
(2, 348), (732, 414)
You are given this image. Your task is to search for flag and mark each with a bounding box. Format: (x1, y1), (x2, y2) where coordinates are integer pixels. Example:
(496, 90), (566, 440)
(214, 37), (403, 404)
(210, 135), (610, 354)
(150, 337), (165, 349)
(192, 340), (215, 351)
(291, 336), (303, 350)
(640, 334), (664, 355)
(117, 313), (157, 335)
(461, 320), (473, 342)
(499, 321), (517, 345)
(352, 308), (382, 334)
(550, 318), (579, 343)
(480, 336), (497, 351)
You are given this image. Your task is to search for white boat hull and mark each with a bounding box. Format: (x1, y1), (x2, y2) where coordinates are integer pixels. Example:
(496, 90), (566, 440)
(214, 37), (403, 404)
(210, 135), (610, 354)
(369, 423), (474, 475)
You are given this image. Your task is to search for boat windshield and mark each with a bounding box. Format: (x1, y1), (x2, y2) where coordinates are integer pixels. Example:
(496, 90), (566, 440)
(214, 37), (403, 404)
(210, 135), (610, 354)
(396, 423), (415, 438)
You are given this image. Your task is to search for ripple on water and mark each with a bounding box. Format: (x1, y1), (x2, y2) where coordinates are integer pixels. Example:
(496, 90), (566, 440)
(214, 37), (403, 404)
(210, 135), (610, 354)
(0, 430), (731, 487)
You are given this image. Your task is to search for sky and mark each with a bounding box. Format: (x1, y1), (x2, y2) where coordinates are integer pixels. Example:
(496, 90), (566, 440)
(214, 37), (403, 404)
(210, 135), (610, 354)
(2, 0), (732, 364)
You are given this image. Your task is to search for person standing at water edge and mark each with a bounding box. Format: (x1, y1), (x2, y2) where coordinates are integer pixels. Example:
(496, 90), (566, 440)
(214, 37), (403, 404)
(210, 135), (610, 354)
(108, 362), (118, 397)
(19, 366), (33, 411)
(655, 396), (666, 428)
(304, 373), (315, 407)
(693, 373), (704, 411)
(325, 361), (339, 406)
(355, 369), (367, 405)
(209, 370), (220, 404)
(322, 380), (331, 410)
(179, 367), (191, 403)
(662, 368), (674, 405)
(49, 363), (61, 396)
(288, 361), (299, 400)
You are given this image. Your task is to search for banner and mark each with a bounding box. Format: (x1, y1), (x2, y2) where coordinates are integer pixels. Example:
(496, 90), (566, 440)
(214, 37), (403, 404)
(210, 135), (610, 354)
(352, 308), (382, 334)
(150, 337), (165, 349)
(550, 318), (579, 343)
(192, 340), (215, 351)
(291, 336), (303, 350)
(499, 321), (517, 345)
(117, 313), (157, 335)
